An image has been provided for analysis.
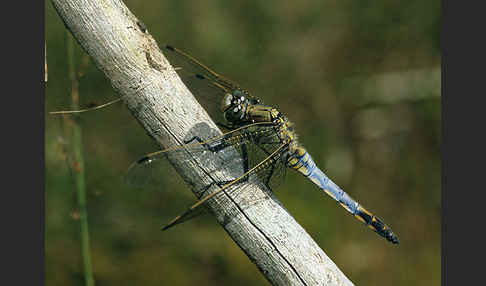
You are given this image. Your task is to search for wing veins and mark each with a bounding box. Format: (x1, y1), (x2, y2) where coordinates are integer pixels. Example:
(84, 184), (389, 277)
(166, 45), (238, 92)
(162, 142), (288, 230)
(136, 122), (274, 163)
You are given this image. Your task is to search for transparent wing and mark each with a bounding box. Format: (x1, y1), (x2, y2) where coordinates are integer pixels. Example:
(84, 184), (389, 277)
(162, 141), (289, 230)
(242, 126), (288, 190)
(165, 45), (240, 91)
(164, 45), (261, 123)
(125, 122), (286, 191)
(125, 124), (246, 189)
(125, 122), (290, 230)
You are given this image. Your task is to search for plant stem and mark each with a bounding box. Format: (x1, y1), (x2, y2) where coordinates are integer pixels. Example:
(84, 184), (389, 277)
(66, 30), (95, 286)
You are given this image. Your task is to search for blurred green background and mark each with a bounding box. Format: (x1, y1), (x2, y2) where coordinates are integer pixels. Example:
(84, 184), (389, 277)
(45, 0), (440, 285)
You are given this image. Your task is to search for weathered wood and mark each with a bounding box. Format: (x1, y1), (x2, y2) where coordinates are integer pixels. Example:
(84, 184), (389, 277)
(50, 1), (355, 285)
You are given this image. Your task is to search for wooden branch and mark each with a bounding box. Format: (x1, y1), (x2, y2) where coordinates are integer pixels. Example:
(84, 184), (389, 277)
(50, 1), (355, 285)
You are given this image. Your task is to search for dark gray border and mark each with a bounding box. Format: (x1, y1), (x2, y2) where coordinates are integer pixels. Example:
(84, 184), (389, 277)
(4, 0), (44, 285)
(443, 1), (485, 285)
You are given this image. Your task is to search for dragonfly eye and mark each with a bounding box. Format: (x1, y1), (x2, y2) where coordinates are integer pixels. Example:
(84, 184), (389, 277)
(221, 93), (234, 112)
(225, 102), (245, 122)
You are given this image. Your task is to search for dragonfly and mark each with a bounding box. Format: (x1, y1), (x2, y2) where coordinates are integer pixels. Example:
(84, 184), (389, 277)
(126, 45), (399, 244)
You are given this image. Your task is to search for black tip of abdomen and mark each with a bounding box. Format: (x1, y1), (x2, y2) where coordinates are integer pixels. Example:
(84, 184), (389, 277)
(389, 234), (400, 244)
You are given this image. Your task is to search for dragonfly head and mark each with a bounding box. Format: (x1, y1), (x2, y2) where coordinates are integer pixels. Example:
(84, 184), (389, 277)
(221, 90), (249, 123)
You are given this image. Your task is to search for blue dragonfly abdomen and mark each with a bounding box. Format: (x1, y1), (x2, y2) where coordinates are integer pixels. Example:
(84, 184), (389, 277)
(287, 146), (399, 244)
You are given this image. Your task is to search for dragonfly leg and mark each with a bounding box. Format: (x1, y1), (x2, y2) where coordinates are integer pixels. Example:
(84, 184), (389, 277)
(197, 143), (250, 199)
(197, 179), (237, 199)
(184, 135), (229, 152)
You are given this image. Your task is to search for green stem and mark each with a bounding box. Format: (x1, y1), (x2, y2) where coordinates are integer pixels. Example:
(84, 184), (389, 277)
(67, 31), (95, 286)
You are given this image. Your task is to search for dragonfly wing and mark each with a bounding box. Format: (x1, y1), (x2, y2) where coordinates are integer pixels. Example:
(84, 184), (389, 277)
(161, 203), (207, 230)
(164, 45), (260, 123)
(124, 154), (159, 188)
(125, 122), (288, 230)
(125, 122), (276, 187)
(172, 68), (229, 124)
(164, 45), (239, 91)
(258, 154), (287, 191)
(125, 133), (241, 189)
(162, 140), (289, 231)
(242, 126), (288, 190)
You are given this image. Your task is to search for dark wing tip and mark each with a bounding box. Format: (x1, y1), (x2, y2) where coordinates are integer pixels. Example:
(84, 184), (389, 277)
(166, 45), (175, 51)
(136, 156), (150, 164)
(161, 217), (178, 231)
